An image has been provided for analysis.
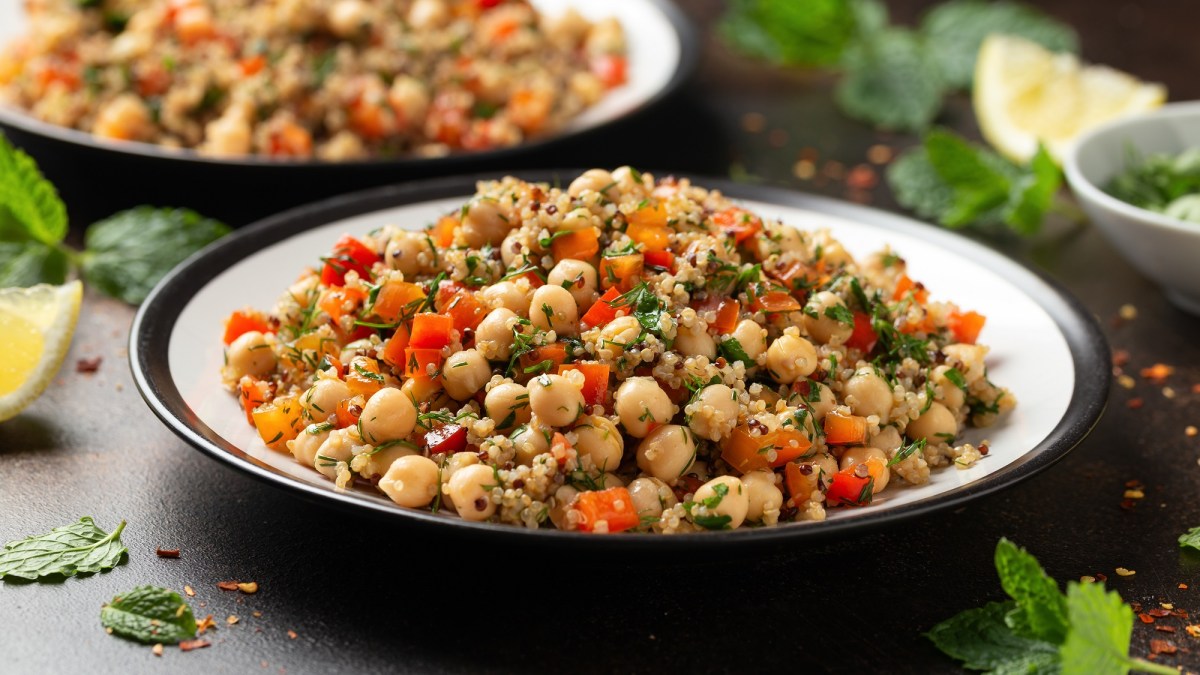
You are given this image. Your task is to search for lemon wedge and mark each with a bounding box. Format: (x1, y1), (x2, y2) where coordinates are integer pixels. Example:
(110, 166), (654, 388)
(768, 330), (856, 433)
(974, 34), (1167, 164)
(0, 281), (83, 422)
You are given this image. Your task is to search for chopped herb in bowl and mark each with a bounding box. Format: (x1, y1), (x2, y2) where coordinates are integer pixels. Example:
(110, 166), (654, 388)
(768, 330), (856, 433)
(1105, 148), (1200, 224)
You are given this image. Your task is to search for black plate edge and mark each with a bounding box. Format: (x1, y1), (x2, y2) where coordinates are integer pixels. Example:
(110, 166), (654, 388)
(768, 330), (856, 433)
(0, 0), (698, 171)
(129, 171), (1111, 553)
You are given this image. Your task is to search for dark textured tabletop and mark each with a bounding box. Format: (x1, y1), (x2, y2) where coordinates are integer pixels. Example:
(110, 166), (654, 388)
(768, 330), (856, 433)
(5, 1), (1200, 673)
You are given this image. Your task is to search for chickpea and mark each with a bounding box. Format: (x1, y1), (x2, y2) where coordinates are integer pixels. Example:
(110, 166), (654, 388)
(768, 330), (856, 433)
(199, 100), (250, 156)
(845, 366), (894, 420)
(327, 0), (373, 37)
(731, 319), (767, 361)
(358, 387), (417, 445)
(462, 198), (511, 249)
(599, 472), (624, 489)
(446, 464), (498, 521)
(484, 382), (531, 431)
(933, 365), (965, 411)
(627, 476), (676, 520)
(548, 484), (579, 529)
(511, 418), (551, 465)
(742, 470), (784, 522)
(943, 343), (988, 381)
(314, 429), (355, 479)
(765, 334), (818, 383)
(804, 381), (837, 421)
(385, 231), (428, 278)
(839, 446), (890, 493)
(442, 349), (491, 400)
(301, 377), (351, 421)
(406, 0), (447, 30)
(481, 280), (529, 315)
(688, 384), (739, 441)
(870, 426), (903, 454)
(475, 308), (517, 361)
(225, 331), (275, 380)
(675, 322), (716, 360)
(94, 93), (152, 142)
(547, 259), (598, 310)
(568, 168), (618, 200)
(693, 476), (748, 529)
(574, 415), (624, 472)
(500, 231), (530, 268)
(812, 233), (852, 267)
(388, 76), (429, 129)
(597, 315), (641, 355)
(379, 455), (441, 508)
(529, 285), (579, 337)
(615, 377), (674, 438)
(794, 452), (838, 495)
(636, 424), (697, 482)
(353, 442), (415, 480)
(906, 402), (958, 443)
(611, 166), (647, 195)
(559, 207), (598, 232)
(803, 291), (854, 345)
(528, 374), (586, 427)
(288, 424), (330, 468)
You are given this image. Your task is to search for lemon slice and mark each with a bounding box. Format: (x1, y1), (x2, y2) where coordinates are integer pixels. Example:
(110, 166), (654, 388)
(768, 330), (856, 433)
(974, 34), (1167, 164)
(0, 281), (83, 422)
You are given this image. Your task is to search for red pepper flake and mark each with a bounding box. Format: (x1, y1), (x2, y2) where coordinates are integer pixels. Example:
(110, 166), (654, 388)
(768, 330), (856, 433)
(179, 639), (211, 652)
(1119, 499), (1137, 511)
(768, 128), (789, 148)
(1192, 383), (1200, 394)
(1095, 572), (1108, 582)
(1149, 608), (1171, 617)
(1112, 349), (1130, 367)
(1180, 583), (1189, 590)
(979, 443), (990, 456)
(1139, 613), (1155, 624)
(1125, 479), (1144, 489)
(1156, 625), (1178, 633)
(1140, 363), (1175, 384)
(76, 357), (103, 373)
(217, 581), (240, 591)
(1171, 609), (1190, 619)
(287, 630), (298, 640)
(155, 548), (180, 558)
(196, 615), (216, 635)
(846, 164), (878, 190)
(1149, 639), (1178, 655)
(1127, 397), (1144, 410)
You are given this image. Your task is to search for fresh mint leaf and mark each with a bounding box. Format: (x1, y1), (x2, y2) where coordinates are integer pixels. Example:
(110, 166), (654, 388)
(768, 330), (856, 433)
(926, 600), (1061, 673)
(82, 207), (229, 304)
(720, 0), (857, 67)
(1059, 582), (1176, 675)
(849, 0), (888, 37)
(0, 240), (70, 287)
(835, 29), (945, 132)
(921, 0), (1078, 90)
(925, 129), (1012, 226)
(1004, 145), (1062, 235)
(0, 134), (68, 246)
(100, 586), (197, 644)
(887, 148), (961, 223)
(1179, 526), (1200, 551)
(0, 517), (127, 580)
(994, 538), (1069, 643)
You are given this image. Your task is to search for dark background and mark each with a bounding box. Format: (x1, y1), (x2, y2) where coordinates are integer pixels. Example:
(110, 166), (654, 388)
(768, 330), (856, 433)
(4, 1), (1200, 673)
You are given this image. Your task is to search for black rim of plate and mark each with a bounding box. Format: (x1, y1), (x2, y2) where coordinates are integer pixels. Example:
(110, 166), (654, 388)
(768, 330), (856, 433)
(0, 0), (697, 170)
(130, 172), (1111, 551)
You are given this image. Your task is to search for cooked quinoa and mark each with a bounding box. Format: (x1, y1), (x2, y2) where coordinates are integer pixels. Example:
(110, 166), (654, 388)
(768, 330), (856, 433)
(219, 168), (1016, 533)
(0, 0), (625, 159)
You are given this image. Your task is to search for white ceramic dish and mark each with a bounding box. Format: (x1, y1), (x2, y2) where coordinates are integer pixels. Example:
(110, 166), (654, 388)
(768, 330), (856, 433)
(1064, 101), (1200, 314)
(130, 174), (1109, 549)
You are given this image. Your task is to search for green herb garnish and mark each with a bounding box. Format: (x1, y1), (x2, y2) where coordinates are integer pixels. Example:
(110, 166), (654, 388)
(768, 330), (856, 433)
(100, 586), (197, 644)
(0, 517), (127, 580)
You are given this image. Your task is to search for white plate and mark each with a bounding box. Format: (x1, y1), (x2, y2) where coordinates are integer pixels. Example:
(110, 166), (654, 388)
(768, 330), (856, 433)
(0, 0), (694, 166)
(131, 174), (1109, 549)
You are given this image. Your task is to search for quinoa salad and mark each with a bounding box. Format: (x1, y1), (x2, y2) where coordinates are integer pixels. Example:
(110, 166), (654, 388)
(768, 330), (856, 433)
(219, 168), (1015, 533)
(0, 0), (626, 159)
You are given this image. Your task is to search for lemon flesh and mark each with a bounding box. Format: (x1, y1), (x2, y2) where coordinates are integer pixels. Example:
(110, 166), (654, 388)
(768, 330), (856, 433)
(974, 35), (1167, 164)
(0, 281), (83, 422)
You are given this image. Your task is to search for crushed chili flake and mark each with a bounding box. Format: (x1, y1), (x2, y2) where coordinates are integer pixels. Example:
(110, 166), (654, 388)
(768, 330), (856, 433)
(846, 164), (878, 190)
(287, 630), (298, 640)
(1112, 349), (1131, 367)
(1115, 567), (1136, 577)
(196, 615), (216, 635)
(792, 160), (816, 180)
(867, 144), (893, 164)
(1193, 383), (1200, 394)
(1156, 625), (1177, 633)
(179, 639), (211, 652)
(184, 585), (195, 597)
(1141, 363), (1175, 383)
(155, 548), (180, 558)
(1162, 603), (1175, 610)
(237, 582), (258, 594)
(1180, 583), (1190, 590)
(1117, 374), (1136, 389)
(152, 644), (163, 657)
(1187, 625), (1200, 638)
(1188, 427), (1198, 438)
(1172, 609), (1190, 619)
(1120, 499), (1137, 511)
(76, 357), (102, 373)
(1140, 613), (1156, 624)
(1125, 479), (1144, 489)
(227, 615), (239, 625)
(252, 611), (263, 618)
(217, 581), (239, 591)
(1163, 386), (1177, 399)
(1125, 489), (1145, 499)
(1149, 608), (1171, 617)
(1096, 572), (1108, 582)
(1127, 397), (1144, 410)
(1119, 304), (1138, 321)
(1081, 575), (1097, 583)
(1149, 639), (1177, 655)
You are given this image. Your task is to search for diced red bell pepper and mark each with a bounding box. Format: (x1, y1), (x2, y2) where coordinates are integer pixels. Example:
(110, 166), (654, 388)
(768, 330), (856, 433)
(574, 486), (640, 533)
(320, 235), (380, 287)
(823, 412), (868, 445)
(520, 343), (570, 374)
(711, 207), (762, 244)
(435, 281), (487, 333)
(844, 311), (878, 352)
(557, 362), (610, 407)
(223, 310), (272, 345)
(427, 215), (459, 248)
(425, 423), (466, 455)
(825, 467), (874, 507)
(381, 324), (411, 371)
(750, 289), (802, 313)
(410, 313), (453, 349)
(334, 398), (361, 429)
(711, 299), (740, 335)
(948, 310), (986, 345)
(580, 287), (622, 329)
(643, 250), (675, 272)
(590, 54), (628, 89)
(405, 348), (444, 380)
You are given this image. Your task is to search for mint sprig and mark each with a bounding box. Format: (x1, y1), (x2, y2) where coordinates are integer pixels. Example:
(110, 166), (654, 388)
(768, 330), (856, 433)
(100, 586), (198, 644)
(928, 538), (1177, 675)
(0, 517), (127, 580)
(0, 134), (229, 302)
(1179, 526), (1200, 552)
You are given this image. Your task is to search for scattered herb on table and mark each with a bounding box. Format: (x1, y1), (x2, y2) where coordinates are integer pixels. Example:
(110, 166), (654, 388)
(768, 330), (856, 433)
(0, 134), (229, 301)
(1179, 526), (1200, 552)
(0, 516), (127, 581)
(1105, 148), (1200, 224)
(887, 128), (1062, 234)
(100, 585), (198, 644)
(928, 538), (1176, 674)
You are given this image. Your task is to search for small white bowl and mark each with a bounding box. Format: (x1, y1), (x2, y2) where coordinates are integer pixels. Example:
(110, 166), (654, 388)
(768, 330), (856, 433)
(1063, 101), (1200, 314)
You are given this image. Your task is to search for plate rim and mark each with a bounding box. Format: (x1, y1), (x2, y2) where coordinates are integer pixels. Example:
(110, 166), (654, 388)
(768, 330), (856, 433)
(129, 171), (1111, 551)
(0, 0), (697, 170)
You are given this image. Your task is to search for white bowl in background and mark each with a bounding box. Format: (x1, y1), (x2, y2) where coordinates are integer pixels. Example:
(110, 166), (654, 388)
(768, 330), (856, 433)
(1063, 101), (1200, 314)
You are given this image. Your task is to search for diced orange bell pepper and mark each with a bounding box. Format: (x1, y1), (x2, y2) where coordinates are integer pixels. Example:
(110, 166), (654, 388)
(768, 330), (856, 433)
(239, 54), (266, 76)
(520, 342), (569, 374)
(590, 54), (628, 89)
(405, 347), (444, 381)
(372, 280), (425, 323)
(436, 281), (487, 334)
(318, 285), (367, 322)
(712, 207), (762, 244)
(784, 461), (818, 506)
(750, 290), (802, 314)
(768, 260), (821, 297)
(238, 377), (272, 427)
(409, 313), (453, 349)
(626, 203), (670, 252)
(345, 358), (384, 398)
(948, 310), (986, 345)
(252, 395), (303, 452)
(720, 425), (771, 474)
(381, 324), (411, 371)
(824, 412), (868, 445)
(427, 215), (459, 248)
(893, 274), (930, 304)
(770, 429), (813, 466)
(580, 287), (623, 329)
(551, 229), (601, 261)
(223, 309), (272, 345)
(574, 486), (640, 533)
(557, 362), (610, 407)
(334, 398), (362, 429)
(599, 254), (644, 292)
(711, 299), (740, 335)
